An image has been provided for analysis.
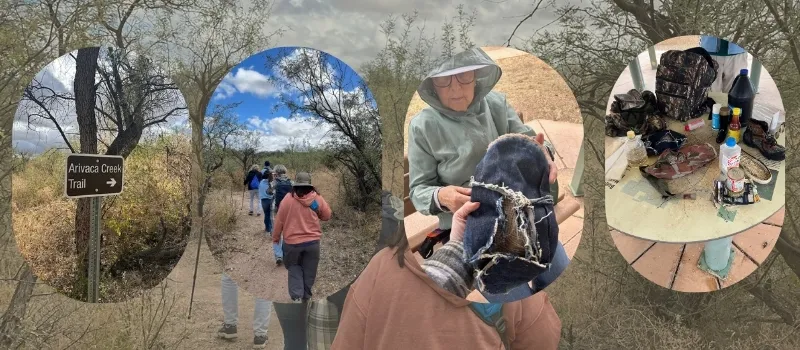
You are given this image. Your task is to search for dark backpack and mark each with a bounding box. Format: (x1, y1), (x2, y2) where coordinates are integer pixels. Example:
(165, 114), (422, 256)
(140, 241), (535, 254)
(468, 302), (510, 350)
(655, 47), (718, 121)
(274, 179), (293, 208)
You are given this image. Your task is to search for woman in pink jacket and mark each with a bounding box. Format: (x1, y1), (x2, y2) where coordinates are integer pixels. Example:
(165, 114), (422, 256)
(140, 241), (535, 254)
(272, 172), (332, 302)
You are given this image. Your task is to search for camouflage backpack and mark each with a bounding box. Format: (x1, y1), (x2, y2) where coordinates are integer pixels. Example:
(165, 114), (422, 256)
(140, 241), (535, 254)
(655, 48), (718, 121)
(605, 89), (667, 137)
(644, 143), (718, 180)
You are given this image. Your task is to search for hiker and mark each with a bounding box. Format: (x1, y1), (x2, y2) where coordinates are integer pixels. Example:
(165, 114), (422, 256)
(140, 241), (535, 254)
(272, 172), (332, 302)
(700, 35), (749, 93)
(273, 164), (293, 211)
(258, 172), (277, 249)
(406, 47), (567, 302)
(244, 165), (263, 216)
(217, 273), (272, 349)
(331, 201), (562, 350)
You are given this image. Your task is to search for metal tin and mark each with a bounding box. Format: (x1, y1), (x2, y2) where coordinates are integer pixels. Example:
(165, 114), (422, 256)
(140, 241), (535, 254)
(726, 167), (745, 193)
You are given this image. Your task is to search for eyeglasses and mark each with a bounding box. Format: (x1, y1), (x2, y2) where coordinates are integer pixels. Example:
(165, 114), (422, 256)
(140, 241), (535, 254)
(431, 71), (476, 88)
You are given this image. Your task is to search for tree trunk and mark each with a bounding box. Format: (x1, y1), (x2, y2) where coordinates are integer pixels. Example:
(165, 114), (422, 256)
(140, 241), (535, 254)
(73, 46), (100, 299)
(0, 264), (37, 348)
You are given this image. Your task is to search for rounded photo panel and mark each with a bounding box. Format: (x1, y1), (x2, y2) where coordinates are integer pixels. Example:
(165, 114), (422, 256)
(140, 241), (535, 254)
(12, 46), (191, 303)
(603, 35), (786, 292)
(403, 46), (584, 303)
(202, 46), (382, 303)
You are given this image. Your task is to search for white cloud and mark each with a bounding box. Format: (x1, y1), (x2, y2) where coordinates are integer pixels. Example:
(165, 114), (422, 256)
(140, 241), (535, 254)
(214, 66), (278, 99)
(245, 115), (334, 152)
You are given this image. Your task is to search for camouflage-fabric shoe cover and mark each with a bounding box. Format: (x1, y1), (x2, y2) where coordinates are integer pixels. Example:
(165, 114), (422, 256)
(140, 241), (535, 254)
(644, 143), (718, 180)
(605, 89), (667, 137)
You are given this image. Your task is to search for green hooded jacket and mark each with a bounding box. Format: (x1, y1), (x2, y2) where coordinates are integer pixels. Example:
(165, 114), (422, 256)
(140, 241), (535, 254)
(407, 48), (557, 230)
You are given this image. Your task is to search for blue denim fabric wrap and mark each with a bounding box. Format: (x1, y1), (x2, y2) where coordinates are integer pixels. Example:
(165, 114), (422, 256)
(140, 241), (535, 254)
(462, 134), (558, 295)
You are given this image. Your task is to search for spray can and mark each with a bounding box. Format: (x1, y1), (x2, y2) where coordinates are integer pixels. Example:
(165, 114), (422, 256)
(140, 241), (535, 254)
(685, 118), (704, 132)
(711, 103), (721, 129)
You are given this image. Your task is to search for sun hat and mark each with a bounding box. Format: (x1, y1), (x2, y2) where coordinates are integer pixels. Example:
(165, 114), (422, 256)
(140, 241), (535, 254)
(430, 64), (489, 78)
(293, 172), (313, 187)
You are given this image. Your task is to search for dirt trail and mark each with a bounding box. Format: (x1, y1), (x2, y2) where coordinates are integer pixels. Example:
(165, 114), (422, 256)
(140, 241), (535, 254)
(222, 201), (290, 302)
(161, 236), (286, 350)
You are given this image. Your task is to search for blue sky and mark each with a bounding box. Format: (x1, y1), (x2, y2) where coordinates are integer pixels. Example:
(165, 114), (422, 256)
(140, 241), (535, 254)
(206, 46), (369, 152)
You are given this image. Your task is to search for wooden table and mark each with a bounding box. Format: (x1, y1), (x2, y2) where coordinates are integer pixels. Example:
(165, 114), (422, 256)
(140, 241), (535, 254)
(605, 93), (786, 243)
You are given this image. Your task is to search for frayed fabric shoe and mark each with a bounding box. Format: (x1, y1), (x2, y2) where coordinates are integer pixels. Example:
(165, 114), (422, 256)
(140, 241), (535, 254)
(743, 119), (785, 161)
(462, 134), (558, 295)
(217, 323), (238, 339)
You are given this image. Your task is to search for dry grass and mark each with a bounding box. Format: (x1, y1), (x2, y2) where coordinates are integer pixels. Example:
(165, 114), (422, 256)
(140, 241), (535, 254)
(655, 35), (701, 50)
(403, 46), (582, 154)
(10, 138), (191, 302)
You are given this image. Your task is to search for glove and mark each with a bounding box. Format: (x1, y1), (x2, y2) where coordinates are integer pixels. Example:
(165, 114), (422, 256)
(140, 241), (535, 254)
(310, 200), (319, 212)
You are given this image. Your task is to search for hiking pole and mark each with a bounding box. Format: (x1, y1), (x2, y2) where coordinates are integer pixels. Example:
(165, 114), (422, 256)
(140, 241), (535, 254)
(188, 223), (204, 319)
(240, 185), (245, 210)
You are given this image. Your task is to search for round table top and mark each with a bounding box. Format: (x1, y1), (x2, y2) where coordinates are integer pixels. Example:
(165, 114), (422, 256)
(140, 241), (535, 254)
(605, 95), (786, 243)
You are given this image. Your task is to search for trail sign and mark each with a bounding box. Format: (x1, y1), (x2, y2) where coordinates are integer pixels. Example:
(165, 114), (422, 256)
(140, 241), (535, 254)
(65, 154), (124, 199)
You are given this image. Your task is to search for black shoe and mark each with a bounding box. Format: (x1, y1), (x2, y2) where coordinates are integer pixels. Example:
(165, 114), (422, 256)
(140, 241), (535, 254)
(253, 335), (268, 349)
(291, 298), (302, 303)
(217, 323), (238, 339)
(248, 211), (253, 216)
(276, 258), (283, 266)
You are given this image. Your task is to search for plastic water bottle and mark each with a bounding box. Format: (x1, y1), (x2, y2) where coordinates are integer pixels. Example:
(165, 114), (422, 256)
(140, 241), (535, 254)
(626, 130), (647, 167)
(711, 103), (721, 129)
(728, 69), (755, 127)
(719, 137), (741, 175)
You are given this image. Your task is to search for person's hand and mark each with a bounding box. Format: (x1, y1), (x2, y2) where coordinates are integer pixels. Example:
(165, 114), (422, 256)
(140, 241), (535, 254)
(438, 186), (471, 212)
(450, 201), (480, 242)
(534, 133), (558, 184)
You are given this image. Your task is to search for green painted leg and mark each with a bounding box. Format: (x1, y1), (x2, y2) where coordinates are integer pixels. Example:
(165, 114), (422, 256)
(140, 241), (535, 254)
(750, 59), (762, 93)
(648, 45), (658, 70)
(568, 145), (584, 197)
(629, 56), (645, 91)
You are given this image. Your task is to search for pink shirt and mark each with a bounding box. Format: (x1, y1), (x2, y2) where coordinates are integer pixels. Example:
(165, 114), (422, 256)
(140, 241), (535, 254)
(272, 191), (332, 244)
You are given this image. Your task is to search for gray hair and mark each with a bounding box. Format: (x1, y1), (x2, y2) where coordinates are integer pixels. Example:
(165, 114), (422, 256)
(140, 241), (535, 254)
(274, 164), (287, 174)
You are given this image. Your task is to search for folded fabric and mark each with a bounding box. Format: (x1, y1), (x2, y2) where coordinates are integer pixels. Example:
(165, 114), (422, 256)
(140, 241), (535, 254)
(462, 134), (558, 295)
(605, 89), (667, 137)
(644, 143), (717, 180)
(643, 130), (687, 156)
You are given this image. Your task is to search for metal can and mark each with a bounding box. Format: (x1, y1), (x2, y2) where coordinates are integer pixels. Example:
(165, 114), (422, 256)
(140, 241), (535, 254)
(726, 167), (745, 193)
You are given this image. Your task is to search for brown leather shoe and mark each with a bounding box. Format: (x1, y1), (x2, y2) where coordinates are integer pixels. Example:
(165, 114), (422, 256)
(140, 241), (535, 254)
(743, 119), (785, 161)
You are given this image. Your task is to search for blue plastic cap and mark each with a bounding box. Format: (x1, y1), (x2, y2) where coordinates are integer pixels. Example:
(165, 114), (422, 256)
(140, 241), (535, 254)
(741, 68), (748, 75)
(726, 137), (736, 147)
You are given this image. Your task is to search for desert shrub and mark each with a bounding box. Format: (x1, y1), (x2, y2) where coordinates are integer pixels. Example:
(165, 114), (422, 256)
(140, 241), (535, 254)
(11, 135), (192, 301)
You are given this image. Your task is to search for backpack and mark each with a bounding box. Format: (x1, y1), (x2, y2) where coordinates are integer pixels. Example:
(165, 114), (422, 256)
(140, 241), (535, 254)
(468, 302), (510, 350)
(274, 179), (293, 208)
(249, 174), (260, 190)
(655, 47), (718, 121)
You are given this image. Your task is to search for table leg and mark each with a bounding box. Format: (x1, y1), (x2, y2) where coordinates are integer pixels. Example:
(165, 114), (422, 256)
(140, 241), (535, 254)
(701, 236), (734, 275)
(629, 56), (646, 91)
(750, 59), (762, 94)
(647, 45), (658, 70)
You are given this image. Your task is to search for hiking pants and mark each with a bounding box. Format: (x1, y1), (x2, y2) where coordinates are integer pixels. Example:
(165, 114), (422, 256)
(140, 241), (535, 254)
(249, 189), (260, 212)
(283, 240), (321, 300)
(261, 198), (274, 232)
(710, 53), (749, 93)
(221, 273), (271, 337)
(480, 241), (570, 303)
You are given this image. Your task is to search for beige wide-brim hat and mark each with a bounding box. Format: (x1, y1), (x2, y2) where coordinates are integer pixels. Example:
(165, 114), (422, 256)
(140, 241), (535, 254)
(293, 172), (313, 187)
